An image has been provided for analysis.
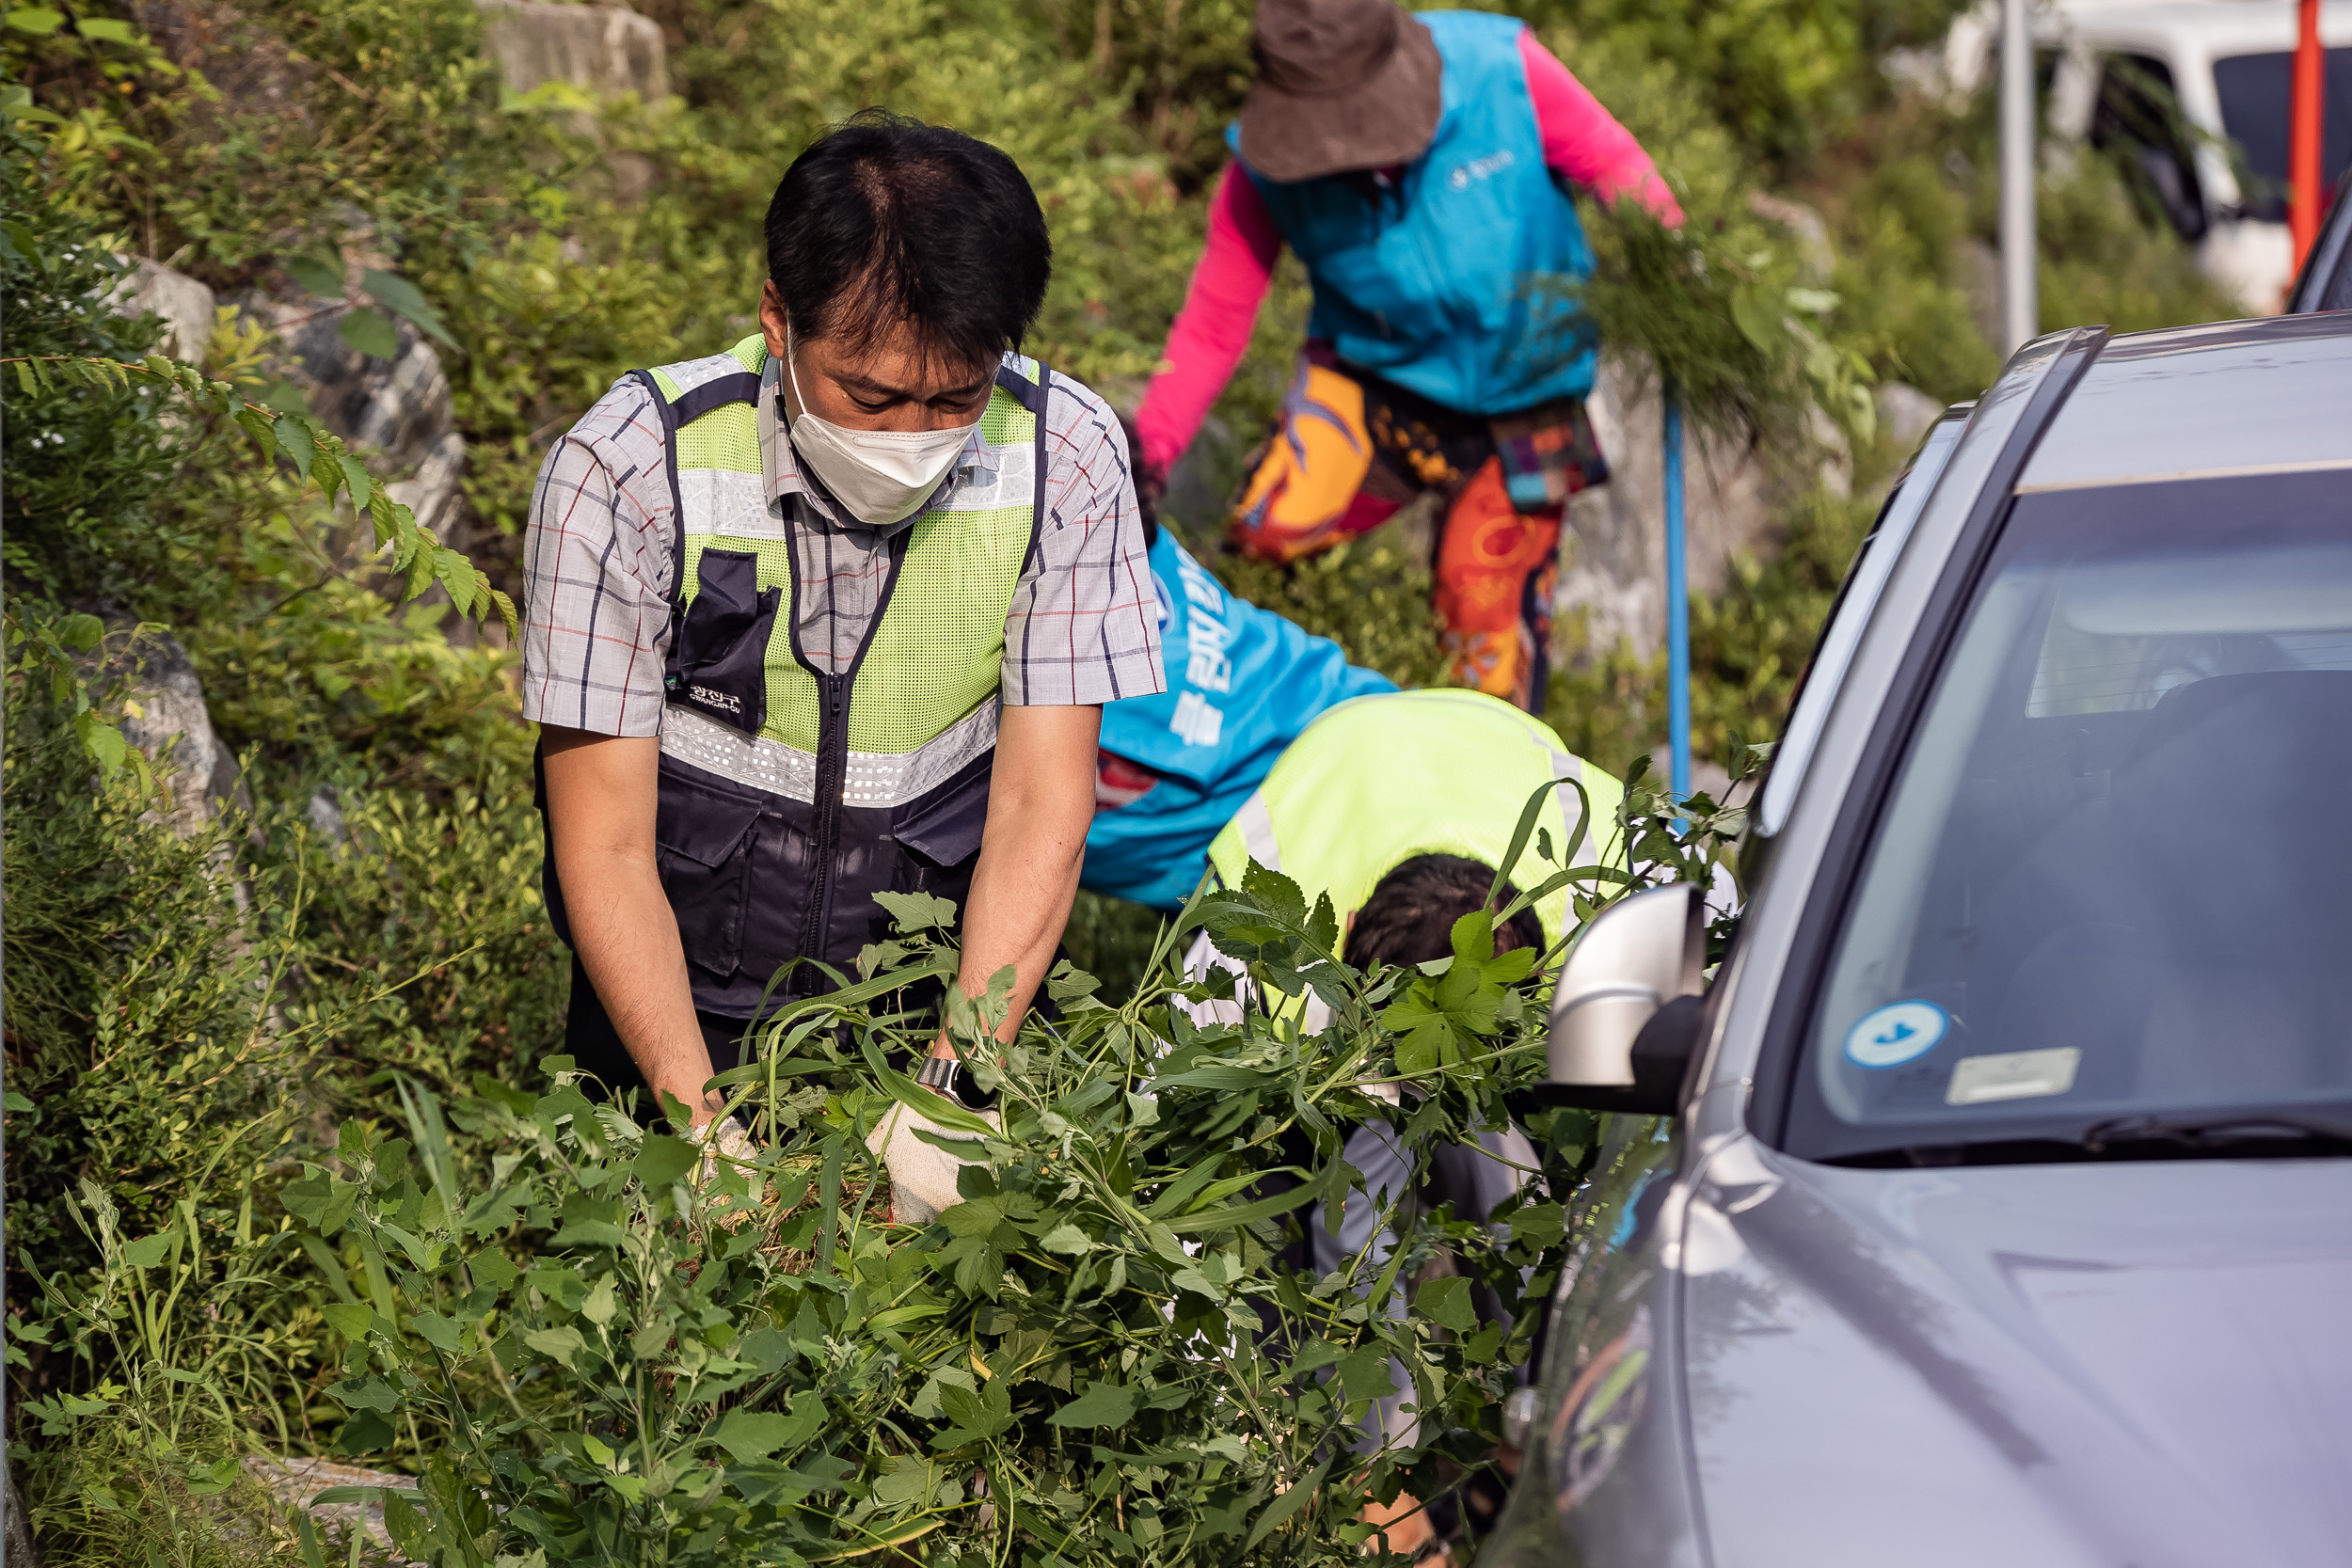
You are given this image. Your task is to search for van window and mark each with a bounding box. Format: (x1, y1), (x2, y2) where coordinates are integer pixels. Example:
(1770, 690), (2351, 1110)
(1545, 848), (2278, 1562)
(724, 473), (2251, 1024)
(2213, 48), (2352, 222)
(2090, 54), (2205, 241)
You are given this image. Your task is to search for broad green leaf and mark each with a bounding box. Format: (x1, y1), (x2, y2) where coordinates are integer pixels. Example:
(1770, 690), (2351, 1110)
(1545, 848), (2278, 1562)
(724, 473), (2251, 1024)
(1244, 1453), (1333, 1551)
(360, 268), (455, 348)
(1047, 1380), (1136, 1430)
(74, 16), (135, 42)
(321, 1303), (374, 1341)
(872, 888), (959, 933)
(1414, 1275), (1477, 1335)
(1730, 281), (1783, 354)
(434, 547), (476, 615)
(337, 455), (372, 509)
(275, 414), (317, 480)
(409, 1312), (464, 1354)
(332, 1409), (394, 1454)
(930, 1376), (1014, 1449)
(380, 1491), (430, 1557)
(523, 1325), (585, 1369)
(5, 10), (64, 36)
(119, 1230), (172, 1269)
(1038, 1224), (1094, 1256)
(326, 1374), (400, 1412)
(232, 406), (277, 461)
(338, 307), (399, 360)
(78, 720), (127, 777)
(708, 1402), (822, 1462)
(633, 1133), (697, 1188)
(56, 612), (103, 652)
(284, 256), (342, 298)
(1450, 910), (1495, 969)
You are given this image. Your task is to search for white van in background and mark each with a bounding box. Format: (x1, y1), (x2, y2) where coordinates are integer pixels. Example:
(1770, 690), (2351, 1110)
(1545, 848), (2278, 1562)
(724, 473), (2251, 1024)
(1930, 1), (2352, 313)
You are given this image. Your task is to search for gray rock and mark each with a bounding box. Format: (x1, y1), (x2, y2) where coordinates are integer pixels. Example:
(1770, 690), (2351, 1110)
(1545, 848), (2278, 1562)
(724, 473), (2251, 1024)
(107, 255), (217, 360)
(305, 787), (349, 844)
(109, 627), (246, 840)
(1876, 381), (1948, 451)
(1957, 235), (2005, 353)
(476, 0), (669, 199)
(1747, 192), (1836, 283)
(231, 291), (469, 539)
(244, 1454), (420, 1561)
(1560, 354), (1826, 662)
(476, 0), (667, 100)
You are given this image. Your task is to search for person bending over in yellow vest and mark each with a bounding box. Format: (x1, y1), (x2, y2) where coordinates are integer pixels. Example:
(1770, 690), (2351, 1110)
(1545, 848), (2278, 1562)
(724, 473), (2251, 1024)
(521, 112), (1163, 1176)
(1188, 687), (1625, 1566)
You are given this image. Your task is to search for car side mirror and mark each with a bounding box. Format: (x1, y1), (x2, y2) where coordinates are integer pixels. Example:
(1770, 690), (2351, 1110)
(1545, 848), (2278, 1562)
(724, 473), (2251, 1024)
(1539, 882), (1707, 1116)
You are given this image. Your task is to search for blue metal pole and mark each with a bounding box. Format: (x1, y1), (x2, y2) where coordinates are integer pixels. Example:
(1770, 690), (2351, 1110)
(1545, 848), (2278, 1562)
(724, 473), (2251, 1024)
(1663, 384), (1692, 809)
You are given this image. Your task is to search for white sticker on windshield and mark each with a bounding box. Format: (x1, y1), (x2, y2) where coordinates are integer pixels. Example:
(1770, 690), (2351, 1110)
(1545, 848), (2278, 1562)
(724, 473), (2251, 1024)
(1843, 1001), (1948, 1069)
(1946, 1047), (2082, 1106)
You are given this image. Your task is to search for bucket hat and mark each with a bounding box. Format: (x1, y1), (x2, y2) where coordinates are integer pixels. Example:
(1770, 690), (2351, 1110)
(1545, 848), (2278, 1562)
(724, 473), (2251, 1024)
(1234, 0), (1442, 183)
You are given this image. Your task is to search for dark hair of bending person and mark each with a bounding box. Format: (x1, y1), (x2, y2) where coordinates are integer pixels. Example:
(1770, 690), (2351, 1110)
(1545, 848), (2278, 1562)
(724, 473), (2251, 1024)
(1343, 852), (1544, 971)
(764, 109), (1053, 370)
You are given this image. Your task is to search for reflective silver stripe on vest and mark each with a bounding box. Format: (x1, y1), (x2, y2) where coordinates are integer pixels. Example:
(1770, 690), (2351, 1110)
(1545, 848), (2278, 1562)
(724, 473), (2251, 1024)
(678, 467), (781, 542)
(1233, 789), (1280, 870)
(660, 699), (999, 808)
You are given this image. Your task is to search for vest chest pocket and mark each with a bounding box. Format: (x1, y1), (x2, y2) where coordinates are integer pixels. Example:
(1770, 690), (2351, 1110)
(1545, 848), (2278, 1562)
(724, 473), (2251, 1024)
(668, 548), (778, 736)
(653, 759), (765, 980)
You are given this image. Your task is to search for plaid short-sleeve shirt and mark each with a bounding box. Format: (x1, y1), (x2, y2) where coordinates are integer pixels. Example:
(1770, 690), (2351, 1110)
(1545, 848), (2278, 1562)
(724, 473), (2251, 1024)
(520, 354), (1164, 736)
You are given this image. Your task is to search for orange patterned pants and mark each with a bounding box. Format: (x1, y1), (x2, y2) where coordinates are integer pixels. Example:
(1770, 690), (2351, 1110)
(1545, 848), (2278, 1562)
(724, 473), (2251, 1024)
(1230, 356), (1578, 711)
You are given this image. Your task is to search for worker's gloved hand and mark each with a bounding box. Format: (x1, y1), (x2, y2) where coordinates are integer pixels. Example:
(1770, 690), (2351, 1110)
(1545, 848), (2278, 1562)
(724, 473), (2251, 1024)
(865, 1099), (999, 1226)
(682, 1113), (756, 1184)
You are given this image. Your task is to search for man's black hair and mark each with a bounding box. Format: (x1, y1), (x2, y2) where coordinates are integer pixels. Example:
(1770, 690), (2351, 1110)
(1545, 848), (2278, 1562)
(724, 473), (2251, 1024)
(1343, 853), (1545, 972)
(765, 110), (1052, 369)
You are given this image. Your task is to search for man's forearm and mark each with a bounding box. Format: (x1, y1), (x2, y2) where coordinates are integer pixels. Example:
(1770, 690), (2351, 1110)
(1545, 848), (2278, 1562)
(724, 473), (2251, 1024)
(940, 785), (1090, 1057)
(560, 848), (721, 1122)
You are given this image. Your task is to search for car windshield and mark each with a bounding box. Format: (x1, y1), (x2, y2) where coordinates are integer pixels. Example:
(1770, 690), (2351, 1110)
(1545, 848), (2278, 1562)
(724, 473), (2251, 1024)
(1788, 470), (2352, 1161)
(2213, 48), (2352, 222)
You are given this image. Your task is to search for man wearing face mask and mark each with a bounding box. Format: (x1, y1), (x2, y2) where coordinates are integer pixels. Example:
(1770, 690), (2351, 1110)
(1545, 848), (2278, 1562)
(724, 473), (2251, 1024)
(522, 113), (1163, 1149)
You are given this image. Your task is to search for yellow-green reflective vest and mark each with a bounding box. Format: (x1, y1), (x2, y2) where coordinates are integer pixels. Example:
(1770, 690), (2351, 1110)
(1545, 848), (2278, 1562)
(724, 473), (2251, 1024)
(1205, 689), (1625, 951)
(578, 336), (1047, 1018)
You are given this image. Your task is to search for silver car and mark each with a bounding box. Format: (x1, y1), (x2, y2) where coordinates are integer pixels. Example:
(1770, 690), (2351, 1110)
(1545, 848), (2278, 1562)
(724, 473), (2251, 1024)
(1483, 312), (2352, 1568)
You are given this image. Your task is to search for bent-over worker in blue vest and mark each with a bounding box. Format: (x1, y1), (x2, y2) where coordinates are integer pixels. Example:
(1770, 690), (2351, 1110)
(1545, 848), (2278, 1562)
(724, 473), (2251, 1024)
(522, 114), (1162, 1160)
(1081, 491), (1396, 910)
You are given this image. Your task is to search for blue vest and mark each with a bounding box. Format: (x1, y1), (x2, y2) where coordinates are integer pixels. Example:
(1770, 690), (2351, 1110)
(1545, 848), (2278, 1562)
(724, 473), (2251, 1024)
(1083, 532), (1395, 911)
(1231, 10), (1597, 416)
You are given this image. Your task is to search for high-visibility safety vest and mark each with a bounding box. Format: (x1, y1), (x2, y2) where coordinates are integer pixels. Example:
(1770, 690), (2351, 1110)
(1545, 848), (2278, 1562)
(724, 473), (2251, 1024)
(1205, 689), (1624, 951)
(541, 335), (1051, 1019)
(1231, 10), (1598, 418)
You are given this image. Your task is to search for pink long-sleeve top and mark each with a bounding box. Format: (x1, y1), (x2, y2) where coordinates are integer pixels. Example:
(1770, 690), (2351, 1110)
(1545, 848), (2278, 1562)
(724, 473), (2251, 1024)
(1134, 29), (1683, 476)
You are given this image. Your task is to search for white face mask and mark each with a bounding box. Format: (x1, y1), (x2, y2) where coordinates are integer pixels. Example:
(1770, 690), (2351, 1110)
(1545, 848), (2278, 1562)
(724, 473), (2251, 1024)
(782, 331), (981, 528)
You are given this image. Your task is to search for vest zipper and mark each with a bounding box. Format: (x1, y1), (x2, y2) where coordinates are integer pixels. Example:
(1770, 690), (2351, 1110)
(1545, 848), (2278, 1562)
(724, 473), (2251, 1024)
(803, 671), (850, 990)
(786, 515), (909, 995)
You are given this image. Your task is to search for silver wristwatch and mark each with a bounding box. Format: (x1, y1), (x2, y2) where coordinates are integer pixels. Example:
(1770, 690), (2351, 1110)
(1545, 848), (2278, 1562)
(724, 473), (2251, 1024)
(915, 1054), (996, 1111)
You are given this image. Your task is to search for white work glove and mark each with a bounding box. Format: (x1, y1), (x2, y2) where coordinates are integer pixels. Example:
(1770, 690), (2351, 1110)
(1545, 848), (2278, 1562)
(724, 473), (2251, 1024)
(865, 1098), (999, 1225)
(682, 1113), (756, 1183)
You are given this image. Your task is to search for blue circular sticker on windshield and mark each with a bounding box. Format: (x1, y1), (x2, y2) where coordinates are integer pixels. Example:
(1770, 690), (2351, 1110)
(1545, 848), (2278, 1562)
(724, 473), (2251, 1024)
(1844, 1001), (1948, 1069)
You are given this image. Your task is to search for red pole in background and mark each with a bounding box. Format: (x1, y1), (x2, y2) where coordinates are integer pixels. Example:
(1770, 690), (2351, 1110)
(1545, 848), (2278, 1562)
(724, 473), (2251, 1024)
(2290, 0), (2325, 272)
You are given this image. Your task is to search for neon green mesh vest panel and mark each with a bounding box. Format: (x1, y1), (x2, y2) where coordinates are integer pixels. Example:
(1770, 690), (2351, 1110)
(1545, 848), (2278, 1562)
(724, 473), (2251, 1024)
(1206, 689), (1626, 949)
(649, 336), (1038, 758)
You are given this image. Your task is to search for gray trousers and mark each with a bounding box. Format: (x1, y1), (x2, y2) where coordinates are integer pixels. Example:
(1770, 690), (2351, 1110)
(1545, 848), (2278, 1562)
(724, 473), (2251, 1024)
(1320, 1120), (1540, 1451)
